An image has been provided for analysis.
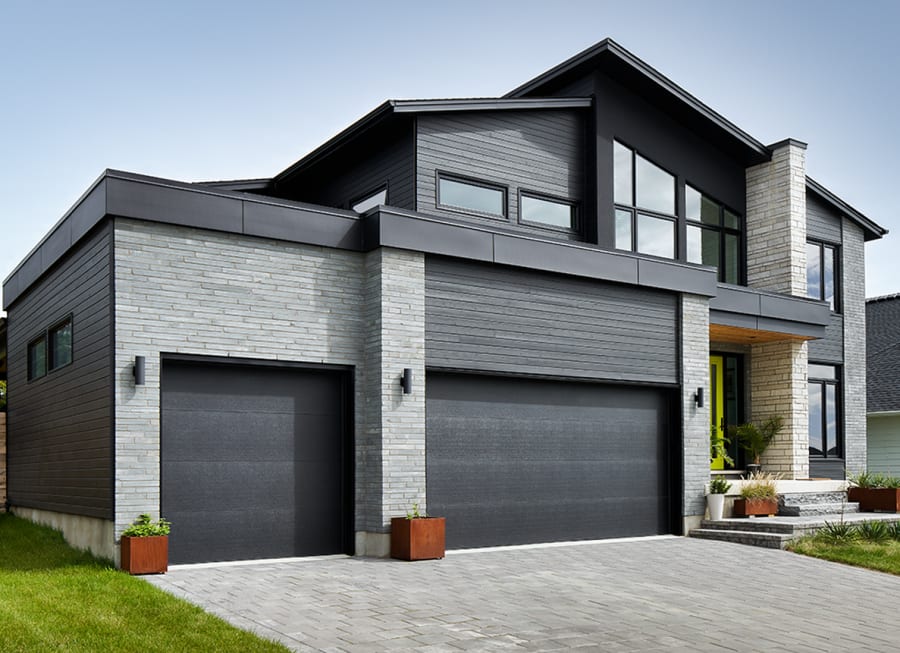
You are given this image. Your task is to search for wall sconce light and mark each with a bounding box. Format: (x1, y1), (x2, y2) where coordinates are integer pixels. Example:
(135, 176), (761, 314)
(401, 368), (413, 394)
(133, 356), (146, 386)
(694, 387), (704, 408)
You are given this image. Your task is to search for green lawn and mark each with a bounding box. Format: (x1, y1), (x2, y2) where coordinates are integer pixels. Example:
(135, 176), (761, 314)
(788, 530), (900, 576)
(0, 513), (289, 652)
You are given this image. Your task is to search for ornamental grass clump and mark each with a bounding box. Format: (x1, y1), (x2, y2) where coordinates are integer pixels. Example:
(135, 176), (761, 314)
(122, 514), (171, 537)
(849, 471), (900, 489)
(739, 471), (779, 501)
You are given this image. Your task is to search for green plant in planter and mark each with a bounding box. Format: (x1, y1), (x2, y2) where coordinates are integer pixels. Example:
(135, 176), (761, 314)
(406, 503), (427, 520)
(739, 471), (779, 500)
(122, 513), (171, 537)
(849, 471), (900, 489)
(708, 476), (732, 494)
(728, 416), (783, 466)
(710, 425), (733, 468)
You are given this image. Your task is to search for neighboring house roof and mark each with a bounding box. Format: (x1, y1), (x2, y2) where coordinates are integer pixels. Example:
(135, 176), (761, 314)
(807, 177), (887, 241)
(867, 294), (900, 413)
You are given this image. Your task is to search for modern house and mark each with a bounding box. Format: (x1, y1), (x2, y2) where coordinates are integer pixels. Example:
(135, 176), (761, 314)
(867, 294), (900, 475)
(2, 39), (887, 565)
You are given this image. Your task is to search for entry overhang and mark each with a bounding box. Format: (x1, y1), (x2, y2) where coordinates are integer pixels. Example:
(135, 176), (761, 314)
(709, 284), (830, 344)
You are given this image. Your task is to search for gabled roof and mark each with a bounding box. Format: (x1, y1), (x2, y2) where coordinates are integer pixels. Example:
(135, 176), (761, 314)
(273, 97), (592, 184)
(867, 294), (900, 412)
(505, 38), (770, 165)
(806, 177), (887, 241)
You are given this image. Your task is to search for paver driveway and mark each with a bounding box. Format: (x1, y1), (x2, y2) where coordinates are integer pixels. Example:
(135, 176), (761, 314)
(146, 536), (900, 652)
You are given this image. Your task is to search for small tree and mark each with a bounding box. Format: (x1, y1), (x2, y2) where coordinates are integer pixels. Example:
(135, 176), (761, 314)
(727, 416), (783, 465)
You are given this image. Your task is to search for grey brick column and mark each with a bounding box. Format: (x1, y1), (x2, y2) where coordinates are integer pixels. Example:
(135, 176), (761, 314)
(842, 221), (867, 475)
(682, 294), (710, 531)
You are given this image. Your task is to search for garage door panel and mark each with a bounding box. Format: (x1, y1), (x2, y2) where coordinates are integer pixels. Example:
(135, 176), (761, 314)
(426, 373), (671, 549)
(161, 360), (349, 564)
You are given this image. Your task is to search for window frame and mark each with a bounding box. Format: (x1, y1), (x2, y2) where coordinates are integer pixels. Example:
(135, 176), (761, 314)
(613, 140), (678, 260)
(808, 363), (842, 459)
(27, 334), (47, 382)
(350, 185), (388, 214)
(685, 183), (744, 284)
(517, 189), (579, 234)
(436, 172), (507, 220)
(48, 315), (74, 372)
(806, 240), (840, 312)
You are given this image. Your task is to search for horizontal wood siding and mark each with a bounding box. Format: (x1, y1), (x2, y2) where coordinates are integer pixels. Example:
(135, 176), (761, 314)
(808, 314), (844, 363)
(425, 257), (678, 384)
(417, 110), (585, 239)
(807, 193), (843, 244)
(5, 224), (112, 519)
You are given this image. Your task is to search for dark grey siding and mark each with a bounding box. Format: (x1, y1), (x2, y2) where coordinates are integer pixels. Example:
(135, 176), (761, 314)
(276, 122), (415, 211)
(416, 110), (585, 240)
(425, 257), (678, 384)
(6, 223), (113, 519)
(808, 315), (844, 363)
(807, 193), (843, 244)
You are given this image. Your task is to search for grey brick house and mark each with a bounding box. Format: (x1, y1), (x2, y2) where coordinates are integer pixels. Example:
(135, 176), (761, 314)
(866, 294), (900, 475)
(2, 39), (887, 564)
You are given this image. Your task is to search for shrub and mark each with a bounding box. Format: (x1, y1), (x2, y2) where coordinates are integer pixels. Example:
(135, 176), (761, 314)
(889, 521), (900, 541)
(818, 520), (857, 544)
(856, 520), (891, 543)
(121, 514), (171, 537)
(708, 476), (732, 494)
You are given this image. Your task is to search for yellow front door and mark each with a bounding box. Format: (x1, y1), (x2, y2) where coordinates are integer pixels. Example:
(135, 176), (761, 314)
(710, 355), (726, 470)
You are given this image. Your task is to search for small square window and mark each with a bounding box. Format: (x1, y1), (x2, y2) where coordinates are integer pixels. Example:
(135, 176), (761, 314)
(28, 337), (47, 381)
(49, 318), (73, 371)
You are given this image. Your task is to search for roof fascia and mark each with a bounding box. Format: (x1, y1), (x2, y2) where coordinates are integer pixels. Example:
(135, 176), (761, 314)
(391, 97), (592, 113)
(806, 176), (887, 241)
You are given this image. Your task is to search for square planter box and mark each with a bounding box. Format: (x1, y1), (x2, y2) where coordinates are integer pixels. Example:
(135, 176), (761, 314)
(848, 487), (900, 513)
(732, 498), (778, 518)
(390, 517), (445, 561)
(120, 536), (168, 575)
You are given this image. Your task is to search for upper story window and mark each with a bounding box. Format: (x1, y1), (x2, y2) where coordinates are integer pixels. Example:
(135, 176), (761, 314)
(613, 141), (676, 259)
(351, 187), (387, 213)
(437, 174), (506, 218)
(28, 336), (47, 381)
(686, 185), (742, 284)
(806, 241), (838, 311)
(519, 192), (577, 231)
(49, 317), (73, 370)
(808, 363), (840, 458)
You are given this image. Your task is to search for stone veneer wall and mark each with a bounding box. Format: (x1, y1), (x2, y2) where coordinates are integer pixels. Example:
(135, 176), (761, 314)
(745, 140), (808, 295)
(750, 340), (809, 478)
(682, 294), (710, 530)
(0, 412), (6, 511)
(842, 220), (867, 475)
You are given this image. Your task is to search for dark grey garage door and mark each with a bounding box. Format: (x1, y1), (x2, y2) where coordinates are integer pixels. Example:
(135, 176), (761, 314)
(161, 359), (351, 564)
(426, 373), (672, 549)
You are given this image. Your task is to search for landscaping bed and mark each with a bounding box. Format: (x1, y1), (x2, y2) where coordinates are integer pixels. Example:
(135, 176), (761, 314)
(787, 519), (900, 576)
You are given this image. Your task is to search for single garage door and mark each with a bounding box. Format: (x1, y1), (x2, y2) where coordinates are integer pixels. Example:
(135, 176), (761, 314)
(426, 373), (672, 549)
(161, 359), (352, 564)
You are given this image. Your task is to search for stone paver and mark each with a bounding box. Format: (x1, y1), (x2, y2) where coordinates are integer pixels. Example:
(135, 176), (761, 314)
(145, 536), (900, 652)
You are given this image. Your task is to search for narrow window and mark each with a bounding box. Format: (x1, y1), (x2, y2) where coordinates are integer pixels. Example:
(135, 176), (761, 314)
(519, 193), (576, 230)
(351, 187), (387, 213)
(808, 364), (840, 458)
(613, 141), (676, 259)
(685, 185), (743, 284)
(49, 318), (73, 371)
(28, 336), (47, 381)
(806, 241), (839, 311)
(437, 175), (506, 218)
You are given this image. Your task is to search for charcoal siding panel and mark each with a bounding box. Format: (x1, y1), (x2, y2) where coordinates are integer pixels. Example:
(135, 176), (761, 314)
(807, 193), (843, 244)
(425, 257), (678, 384)
(5, 223), (113, 519)
(416, 110), (585, 240)
(808, 314), (844, 363)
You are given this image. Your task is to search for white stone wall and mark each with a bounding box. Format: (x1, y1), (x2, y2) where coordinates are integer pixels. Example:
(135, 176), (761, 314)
(113, 220), (368, 538)
(842, 220), (867, 475)
(750, 340), (809, 478)
(746, 141), (807, 295)
(682, 294), (710, 527)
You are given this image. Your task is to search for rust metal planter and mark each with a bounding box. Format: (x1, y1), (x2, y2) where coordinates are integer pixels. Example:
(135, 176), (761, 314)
(390, 517), (445, 561)
(120, 536), (168, 574)
(848, 487), (900, 512)
(732, 498), (778, 517)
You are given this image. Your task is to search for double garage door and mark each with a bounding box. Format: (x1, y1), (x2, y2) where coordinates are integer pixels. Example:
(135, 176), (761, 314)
(426, 373), (673, 549)
(160, 359), (352, 564)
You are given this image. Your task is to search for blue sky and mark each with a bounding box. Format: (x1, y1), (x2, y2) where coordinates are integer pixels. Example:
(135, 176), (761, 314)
(2, 0), (898, 310)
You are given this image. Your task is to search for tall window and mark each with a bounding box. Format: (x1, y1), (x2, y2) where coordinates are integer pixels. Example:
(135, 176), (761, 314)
(28, 336), (47, 381)
(807, 241), (838, 311)
(686, 185), (742, 284)
(613, 141), (676, 259)
(49, 318), (73, 370)
(809, 364), (840, 458)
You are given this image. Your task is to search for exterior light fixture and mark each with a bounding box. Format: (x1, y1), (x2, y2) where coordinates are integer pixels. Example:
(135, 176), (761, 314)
(133, 356), (146, 386)
(401, 368), (413, 394)
(694, 387), (704, 408)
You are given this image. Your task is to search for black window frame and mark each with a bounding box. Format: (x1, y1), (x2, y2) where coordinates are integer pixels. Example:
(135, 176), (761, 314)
(808, 363), (841, 459)
(685, 184), (744, 285)
(436, 172), (507, 220)
(517, 189), (579, 234)
(27, 334), (47, 382)
(806, 240), (840, 312)
(48, 315), (74, 372)
(350, 184), (388, 214)
(26, 314), (74, 383)
(613, 140), (678, 260)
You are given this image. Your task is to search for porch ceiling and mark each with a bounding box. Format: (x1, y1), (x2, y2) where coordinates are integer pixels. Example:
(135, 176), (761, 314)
(709, 323), (815, 345)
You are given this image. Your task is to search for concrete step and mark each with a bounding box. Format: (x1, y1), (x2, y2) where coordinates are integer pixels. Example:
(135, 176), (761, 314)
(700, 519), (794, 534)
(778, 502), (859, 516)
(689, 528), (793, 549)
(779, 491), (848, 505)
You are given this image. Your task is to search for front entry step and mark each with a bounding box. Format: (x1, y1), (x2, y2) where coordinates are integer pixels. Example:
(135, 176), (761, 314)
(779, 492), (859, 516)
(690, 528), (792, 549)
